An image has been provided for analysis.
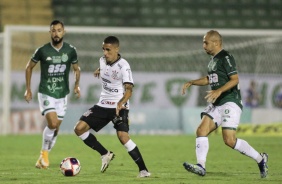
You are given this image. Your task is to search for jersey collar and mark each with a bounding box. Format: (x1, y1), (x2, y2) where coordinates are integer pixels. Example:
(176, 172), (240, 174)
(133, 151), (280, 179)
(50, 42), (64, 52)
(212, 49), (224, 59)
(106, 54), (121, 66)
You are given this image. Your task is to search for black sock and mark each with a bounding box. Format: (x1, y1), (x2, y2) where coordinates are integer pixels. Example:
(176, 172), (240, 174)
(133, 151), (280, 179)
(128, 146), (148, 171)
(83, 133), (108, 155)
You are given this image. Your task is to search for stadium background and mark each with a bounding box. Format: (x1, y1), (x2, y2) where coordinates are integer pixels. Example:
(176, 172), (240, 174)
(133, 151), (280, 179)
(0, 0), (282, 135)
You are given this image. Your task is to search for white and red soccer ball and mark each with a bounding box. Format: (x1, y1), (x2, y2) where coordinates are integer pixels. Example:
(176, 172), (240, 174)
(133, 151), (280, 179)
(60, 157), (81, 176)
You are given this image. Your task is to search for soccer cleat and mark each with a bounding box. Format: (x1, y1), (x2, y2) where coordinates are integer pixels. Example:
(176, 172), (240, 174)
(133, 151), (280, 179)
(258, 153), (268, 178)
(183, 162), (206, 176)
(100, 151), (115, 173)
(137, 170), (151, 178)
(35, 150), (49, 169)
(35, 159), (43, 169)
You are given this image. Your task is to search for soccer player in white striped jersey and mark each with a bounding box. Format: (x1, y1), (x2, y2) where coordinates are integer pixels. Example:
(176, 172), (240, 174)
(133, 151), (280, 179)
(74, 36), (150, 178)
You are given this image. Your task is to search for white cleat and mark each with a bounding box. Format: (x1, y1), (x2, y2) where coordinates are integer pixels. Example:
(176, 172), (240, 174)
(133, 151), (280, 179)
(138, 170), (151, 178)
(100, 151), (115, 173)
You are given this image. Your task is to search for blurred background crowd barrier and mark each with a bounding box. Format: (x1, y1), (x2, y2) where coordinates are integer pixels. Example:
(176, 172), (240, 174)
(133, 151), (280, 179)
(0, 0), (282, 135)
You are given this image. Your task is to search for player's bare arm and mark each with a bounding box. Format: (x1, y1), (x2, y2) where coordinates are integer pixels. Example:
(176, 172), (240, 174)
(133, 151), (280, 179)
(205, 74), (239, 103)
(116, 83), (133, 116)
(24, 60), (37, 103)
(72, 63), (81, 98)
(94, 67), (100, 78)
(182, 76), (209, 95)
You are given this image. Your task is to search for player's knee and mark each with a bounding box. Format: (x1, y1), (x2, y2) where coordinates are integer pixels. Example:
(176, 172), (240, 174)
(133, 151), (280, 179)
(117, 131), (130, 144)
(74, 121), (88, 136)
(48, 121), (60, 129)
(113, 115), (129, 132)
(223, 137), (236, 148)
(196, 126), (209, 136)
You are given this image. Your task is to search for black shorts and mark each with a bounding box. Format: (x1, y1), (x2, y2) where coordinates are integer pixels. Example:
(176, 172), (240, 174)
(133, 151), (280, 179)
(79, 105), (129, 132)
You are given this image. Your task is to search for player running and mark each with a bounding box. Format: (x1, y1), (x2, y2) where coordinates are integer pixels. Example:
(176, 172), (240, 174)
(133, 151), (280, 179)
(181, 30), (268, 178)
(25, 20), (81, 169)
(74, 36), (151, 178)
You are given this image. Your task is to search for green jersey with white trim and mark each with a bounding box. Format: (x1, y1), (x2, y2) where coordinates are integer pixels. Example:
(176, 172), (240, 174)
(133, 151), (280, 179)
(31, 42), (78, 98)
(207, 49), (243, 109)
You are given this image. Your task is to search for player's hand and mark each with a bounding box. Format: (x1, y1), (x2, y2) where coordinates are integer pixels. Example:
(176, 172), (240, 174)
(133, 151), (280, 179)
(205, 90), (221, 103)
(24, 90), (32, 103)
(181, 82), (192, 95)
(116, 102), (126, 116)
(94, 68), (100, 78)
(74, 86), (81, 98)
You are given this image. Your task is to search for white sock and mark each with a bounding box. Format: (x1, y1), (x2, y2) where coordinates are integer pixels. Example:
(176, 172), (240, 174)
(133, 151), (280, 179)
(78, 131), (90, 140)
(196, 137), (209, 168)
(234, 138), (262, 163)
(42, 126), (56, 151)
(124, 139), (136, 152)
(50, 135), (58, 151)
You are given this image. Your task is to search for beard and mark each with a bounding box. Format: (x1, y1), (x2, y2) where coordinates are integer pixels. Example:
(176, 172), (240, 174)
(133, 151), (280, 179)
(52, 36), (63, 45)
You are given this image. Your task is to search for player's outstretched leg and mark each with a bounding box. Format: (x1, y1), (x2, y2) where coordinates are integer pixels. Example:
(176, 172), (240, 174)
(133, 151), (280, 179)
(258, 153), (268, 178)
(183, 162), (206, 176)
(101, 151), (115, 173)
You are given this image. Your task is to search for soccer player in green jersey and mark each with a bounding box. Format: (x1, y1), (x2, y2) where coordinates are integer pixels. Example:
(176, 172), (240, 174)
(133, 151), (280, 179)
(181, 30), (268, 178)
(24, 20), (81, 169)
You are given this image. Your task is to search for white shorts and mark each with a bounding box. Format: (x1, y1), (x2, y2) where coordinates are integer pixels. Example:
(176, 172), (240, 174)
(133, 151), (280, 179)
(38, 93), (67, 120)
(201, 102), (242, 130)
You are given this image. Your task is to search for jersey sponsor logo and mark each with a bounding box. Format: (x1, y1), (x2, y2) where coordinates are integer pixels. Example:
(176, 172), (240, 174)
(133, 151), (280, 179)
(104, 70), (110, 77)
(225, 56), (232, 67)
(209, 73), (218, 83)
(52, 56), (62, 63)
(101, 77), (111, 83)
(111, 70), (120, 80)
(101, 100), (116, 105)
(48, 77), (64, 83)
(46, 57), (52, 61)
(47, 83), (63, 93)
(209, 73), (220, 87)
(48, 64), (67, 76)
(61, 53), (68, 62)
(102, 83), (118, 93)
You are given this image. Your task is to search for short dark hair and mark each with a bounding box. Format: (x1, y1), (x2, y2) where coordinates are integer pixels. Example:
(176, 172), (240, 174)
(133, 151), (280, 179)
(50, 20), (64, 28)
(104, 36), (119, 46)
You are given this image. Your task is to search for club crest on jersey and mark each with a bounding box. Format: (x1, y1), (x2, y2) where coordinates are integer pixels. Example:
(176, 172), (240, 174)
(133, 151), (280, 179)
(208, 59), (217, 72)
(61, 53), (68, 62)
(43, 100), (50, 106)
(83, 110), (92, 117)
(111, 70), (120, 80)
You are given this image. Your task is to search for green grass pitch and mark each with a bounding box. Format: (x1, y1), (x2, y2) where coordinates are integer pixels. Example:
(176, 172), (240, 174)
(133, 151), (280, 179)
(0, 134), (281, 184)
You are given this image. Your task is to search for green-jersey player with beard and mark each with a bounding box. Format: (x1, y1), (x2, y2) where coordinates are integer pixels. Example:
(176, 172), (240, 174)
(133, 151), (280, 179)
(24, 20), (81, 169)
(32, 38), (78, 98)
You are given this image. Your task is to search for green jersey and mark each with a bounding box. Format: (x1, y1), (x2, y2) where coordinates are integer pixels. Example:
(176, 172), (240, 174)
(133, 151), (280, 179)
(31, 42), (78, 99)
(207, 49), (243, 109)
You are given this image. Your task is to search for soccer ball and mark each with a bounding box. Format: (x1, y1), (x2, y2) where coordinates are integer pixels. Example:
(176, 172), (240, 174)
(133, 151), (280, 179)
(60, 157), (81, 176)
